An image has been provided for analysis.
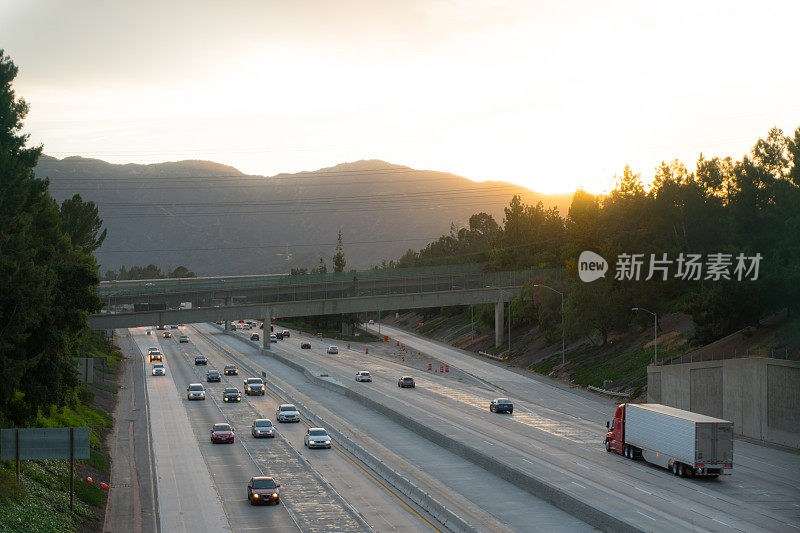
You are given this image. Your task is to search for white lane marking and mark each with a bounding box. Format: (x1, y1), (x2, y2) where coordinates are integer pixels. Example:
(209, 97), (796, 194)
(711, 518), (731, 527)
(634, 486), (652, 495)
(743, 456), (778, 468)
(571, 482), (586, 489)
(483, 440), (494, 446)
(636, 511), (656, 521)
(522, 458), (535, 465)
(573, 461), (589, 469)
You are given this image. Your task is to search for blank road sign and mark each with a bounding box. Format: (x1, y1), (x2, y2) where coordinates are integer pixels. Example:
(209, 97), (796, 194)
(0, 427), (90, 460)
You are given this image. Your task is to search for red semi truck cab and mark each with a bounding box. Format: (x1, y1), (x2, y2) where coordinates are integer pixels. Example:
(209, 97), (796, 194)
(605, 404), (626, 455)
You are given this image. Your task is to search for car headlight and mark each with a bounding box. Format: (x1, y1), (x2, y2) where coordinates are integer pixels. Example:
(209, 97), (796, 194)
(199, 392), (204, 397)
(253, 494), (259, 498)
(272, 492), (278, 497)
(247, 387), (251, 390)
(323, 440), (330, 444)
(237, 396), (240, 400)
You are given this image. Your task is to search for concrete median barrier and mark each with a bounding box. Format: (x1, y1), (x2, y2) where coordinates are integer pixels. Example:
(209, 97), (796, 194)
(218, 326), (476, 533)
(254, 336), (640, 533)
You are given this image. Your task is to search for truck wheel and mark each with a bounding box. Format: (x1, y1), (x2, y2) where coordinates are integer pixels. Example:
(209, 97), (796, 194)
(677, 463), (685, 477)
(605, 440), (611, 452)
(672, 462), (679, 476)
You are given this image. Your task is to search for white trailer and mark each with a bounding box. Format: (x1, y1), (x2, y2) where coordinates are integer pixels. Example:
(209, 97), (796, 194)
(605, 403), (733, 477)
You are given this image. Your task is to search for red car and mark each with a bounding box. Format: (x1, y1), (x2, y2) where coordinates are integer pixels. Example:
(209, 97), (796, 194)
(301, 343), (311, 349)
(210, 423), (234, 444)
(247, 476), (280, 505)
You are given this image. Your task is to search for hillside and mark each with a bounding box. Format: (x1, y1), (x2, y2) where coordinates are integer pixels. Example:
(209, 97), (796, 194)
(36, 156), (572, 275)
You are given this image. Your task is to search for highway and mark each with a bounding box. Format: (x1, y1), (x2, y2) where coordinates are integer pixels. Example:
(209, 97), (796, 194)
(222, 321), (800, 532)
(203, 323), (592, 532)
(120, 322), (800, 532)
(128, 326), (434, 532)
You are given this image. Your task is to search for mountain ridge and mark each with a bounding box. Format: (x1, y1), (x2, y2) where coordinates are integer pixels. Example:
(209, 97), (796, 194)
(36, 155), (573, 275)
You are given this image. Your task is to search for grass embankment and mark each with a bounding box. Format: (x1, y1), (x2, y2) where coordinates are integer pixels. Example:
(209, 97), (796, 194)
(278, 319), (382, 342)
(0, 332), (122, 532)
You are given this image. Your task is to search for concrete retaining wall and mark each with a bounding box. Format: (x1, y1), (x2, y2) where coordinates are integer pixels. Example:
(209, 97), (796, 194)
(648, 358), (800, 449)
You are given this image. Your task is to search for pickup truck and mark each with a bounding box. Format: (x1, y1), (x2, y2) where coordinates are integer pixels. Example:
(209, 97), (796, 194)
(605, 403), (733, 478)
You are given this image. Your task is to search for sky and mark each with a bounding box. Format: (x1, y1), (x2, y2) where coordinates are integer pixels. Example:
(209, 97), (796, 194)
(3, 0), (799, 194)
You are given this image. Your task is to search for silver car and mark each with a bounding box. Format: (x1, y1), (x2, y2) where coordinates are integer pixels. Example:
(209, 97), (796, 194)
(251, 419), (275, 438)
(304, 428), (331, 449)
(152, 363), (166, 376)
(276, 404), (299, 422)
(187, 383), (205, 400)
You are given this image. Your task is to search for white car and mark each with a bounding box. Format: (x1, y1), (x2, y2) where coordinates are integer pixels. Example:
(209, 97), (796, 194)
(327, 346), (338, 354)
(276, 404), (300, 422)
(270, 334), (278, 343)
(187, 383), (206, 400)
(145, 329), (152, 335)
(179, 335), (189, 343)
(356, 371), (371, 382)
(304, 428), (331, 449)
(152, 363), (166, 376)
(251, 419), (275, 438)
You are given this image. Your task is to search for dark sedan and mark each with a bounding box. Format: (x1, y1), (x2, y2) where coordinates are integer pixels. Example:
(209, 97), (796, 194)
(195, 355), (207, 365)
(206, 370), (221, 382)
(211, 423), (234, 443)
(397, 376), (415, 388)
(223, 387), (241, 402)
(300, 342), (311, 349)
(224, 365), (238, 376)
(490, 398), (514, 414)
(247, 476), (280, 505)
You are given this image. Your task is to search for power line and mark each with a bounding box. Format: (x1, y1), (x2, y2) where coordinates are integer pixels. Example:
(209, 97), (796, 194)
(97, 236), (444, 254)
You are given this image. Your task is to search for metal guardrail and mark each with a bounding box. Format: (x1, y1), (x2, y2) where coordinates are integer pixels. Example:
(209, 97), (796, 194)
(478, 351), (507, 361)
(587, 385), (630, 398)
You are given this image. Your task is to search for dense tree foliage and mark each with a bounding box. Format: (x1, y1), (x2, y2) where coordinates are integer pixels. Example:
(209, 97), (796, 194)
(103, 264), (196, 280)
(0, 51), (103, 424)
(396, 126), (800, 347)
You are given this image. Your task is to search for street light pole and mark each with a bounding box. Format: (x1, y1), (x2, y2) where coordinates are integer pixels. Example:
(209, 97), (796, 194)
(470, 304), (474, 340)
(533, 284), (565, 366)
(632, 307), (657, 365)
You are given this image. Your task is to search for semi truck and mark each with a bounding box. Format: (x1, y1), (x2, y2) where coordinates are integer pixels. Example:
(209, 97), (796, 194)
(605, 403), (733, 477)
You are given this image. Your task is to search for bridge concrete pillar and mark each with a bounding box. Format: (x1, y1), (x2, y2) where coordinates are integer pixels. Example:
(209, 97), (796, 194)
(262, 316), (270, 351)
(495, 300), (504, 347)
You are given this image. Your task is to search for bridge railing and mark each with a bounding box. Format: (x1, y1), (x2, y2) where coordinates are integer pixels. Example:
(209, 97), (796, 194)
(100, 267), (561, 313)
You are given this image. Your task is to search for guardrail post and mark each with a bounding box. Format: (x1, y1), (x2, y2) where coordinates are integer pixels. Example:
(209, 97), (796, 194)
(15, 428), (20, 482)
(70, 427), (74, 511)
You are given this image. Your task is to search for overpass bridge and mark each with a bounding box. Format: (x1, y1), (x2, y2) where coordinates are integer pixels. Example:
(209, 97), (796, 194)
(91, 264), (555, 348)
